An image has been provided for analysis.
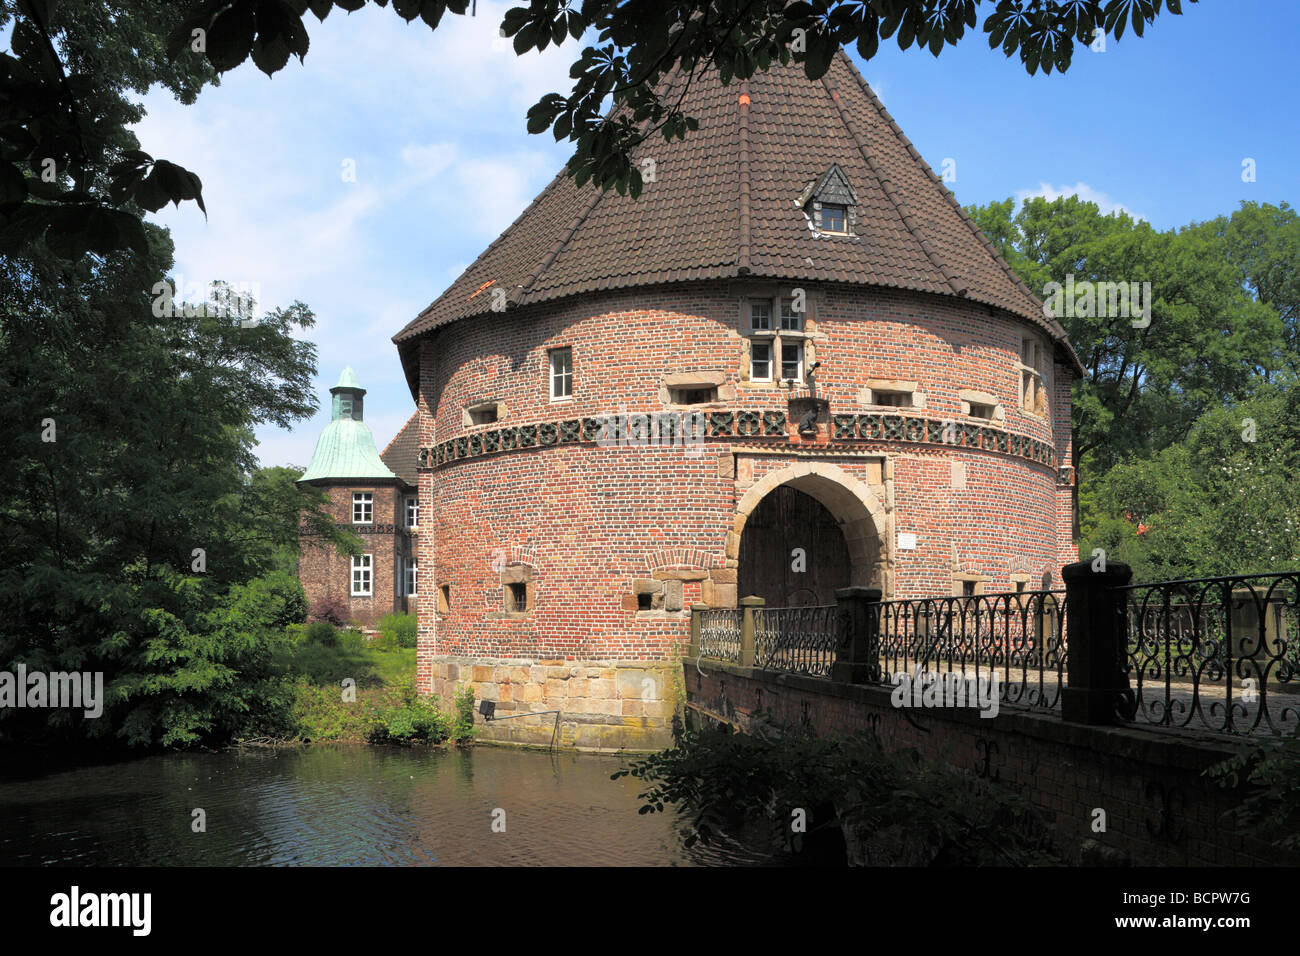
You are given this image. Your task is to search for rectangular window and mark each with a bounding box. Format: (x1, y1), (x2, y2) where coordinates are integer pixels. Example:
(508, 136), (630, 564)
(549, 348), (572, 399)
(405, 496), (418, 529)
(820, 205), (847, 233)
(873, 390), (912, 408)
(351, 554), (372, 596)
(669, 386), (717, 405)
(779, 299), (802, 331)
(750, 340), (772, 381)
(468, 405), (498, 425)
(505, 582), (528, 612)
(404, 558), (418, 597)
(968, 402), (995, 420)
(781, 341), (804, 382)
(352, 492), (373, 524)
(749, 300), (771, 331)
(437, 584), (451, 614)
(962, 580), (977, 597)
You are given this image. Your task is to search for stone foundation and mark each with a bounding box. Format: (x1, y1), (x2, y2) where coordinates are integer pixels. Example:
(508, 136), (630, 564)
(428, 655), (680, 752)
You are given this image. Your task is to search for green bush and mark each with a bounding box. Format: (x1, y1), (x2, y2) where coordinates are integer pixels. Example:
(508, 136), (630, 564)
(338, 627), (366, 652)
(452, 685), (476, 744)
(305, 620), (339, 647)
(378, 612), (418, 648)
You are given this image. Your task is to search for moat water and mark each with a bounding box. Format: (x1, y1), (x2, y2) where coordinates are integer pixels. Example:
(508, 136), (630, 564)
(0, 745), (776, 866)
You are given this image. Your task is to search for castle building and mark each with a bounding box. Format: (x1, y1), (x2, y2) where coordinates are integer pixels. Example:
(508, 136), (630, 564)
(297, 367), (420, 629)
(392, 52), (1081, 750)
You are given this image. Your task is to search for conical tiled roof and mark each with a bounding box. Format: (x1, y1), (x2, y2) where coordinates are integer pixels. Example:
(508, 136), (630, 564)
(394, 50), (1079, 383)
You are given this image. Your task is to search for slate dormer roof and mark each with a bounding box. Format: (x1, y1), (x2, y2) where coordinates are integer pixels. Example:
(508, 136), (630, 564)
(394, 49), (1081, 394)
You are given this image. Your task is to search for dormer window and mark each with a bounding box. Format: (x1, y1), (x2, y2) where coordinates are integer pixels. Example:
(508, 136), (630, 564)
(819, 204), (847, 234)
(796, 165), (858, 238)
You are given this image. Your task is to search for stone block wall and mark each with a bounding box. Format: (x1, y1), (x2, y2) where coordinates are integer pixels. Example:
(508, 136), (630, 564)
(430, 656), (681, 751)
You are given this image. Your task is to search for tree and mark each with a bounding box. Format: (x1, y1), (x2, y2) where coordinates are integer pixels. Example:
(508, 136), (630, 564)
(965, 195), (1284, 473)
(2, 0), (1196, 261)
(0, 222), (353, 747)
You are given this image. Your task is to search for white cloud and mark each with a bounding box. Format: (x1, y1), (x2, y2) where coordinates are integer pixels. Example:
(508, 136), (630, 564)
(1014, 181), (1144, 221)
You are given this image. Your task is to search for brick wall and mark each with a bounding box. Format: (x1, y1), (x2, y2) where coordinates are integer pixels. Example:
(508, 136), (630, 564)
(299, 481), (414, 629)
(413, 279), (1078, 719)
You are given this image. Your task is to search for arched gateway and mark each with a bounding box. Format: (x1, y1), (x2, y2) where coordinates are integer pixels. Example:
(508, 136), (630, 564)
(731, 463), (891, 605)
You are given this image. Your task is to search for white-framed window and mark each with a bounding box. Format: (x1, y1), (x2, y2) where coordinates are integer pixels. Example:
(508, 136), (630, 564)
(352, 492), (373, 524)
(745, 297), (807, 385)
(549, 347), (572, 400)
(405, 496), (418, 529)
(351, 554), (372, 596)
(404, 558), (418, 597)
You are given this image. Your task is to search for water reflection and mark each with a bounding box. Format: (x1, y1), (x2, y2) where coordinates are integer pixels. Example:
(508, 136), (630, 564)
(0, 746), (775, 866)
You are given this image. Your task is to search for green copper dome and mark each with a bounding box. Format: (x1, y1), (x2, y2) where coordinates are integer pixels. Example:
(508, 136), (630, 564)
(299, 367), (398, 483)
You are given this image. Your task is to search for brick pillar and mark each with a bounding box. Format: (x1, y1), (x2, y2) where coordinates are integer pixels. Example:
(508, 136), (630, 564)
(1062, 560), (1133, 725)
(739, 596), (764, 668)
(830, 586), (883, 684)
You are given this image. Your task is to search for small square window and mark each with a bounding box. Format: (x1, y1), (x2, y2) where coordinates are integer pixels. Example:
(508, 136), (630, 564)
(549, 348), (572, 400)
(505, 582), (528, 612)
(351, 554), (372, 596)
(750, 341), (772, 381)
(749, 301), (772, 332)
(962, 580), (977, 597)
(352, 492), (373, 524)
(819, 204), (847, 233)
(968, 402), (995, 420)
(469, 405), (498, 425)
(637, 592), (653, 611)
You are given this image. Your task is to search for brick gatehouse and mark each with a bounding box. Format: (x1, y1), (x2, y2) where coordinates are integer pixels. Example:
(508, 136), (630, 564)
(393, 51), (1081, 750)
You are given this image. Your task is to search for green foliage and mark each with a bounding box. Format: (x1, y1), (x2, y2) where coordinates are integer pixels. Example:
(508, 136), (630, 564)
(0, 0), (1191, 262)
(304, 620), (339, 647)
(366, 678), (452, 745)
(452, 685), (476, 745)
(614, 720), (1063, 864)
(377, 612), (417, 648)
(1206, 735), (1300, 852)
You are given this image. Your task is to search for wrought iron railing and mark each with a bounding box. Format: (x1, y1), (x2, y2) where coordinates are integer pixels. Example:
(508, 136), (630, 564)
(1114, 573), (1300, 735)
(876, 590), (1067, 711)
(754, 605), (841, 678)
(698, 608), (742, 664)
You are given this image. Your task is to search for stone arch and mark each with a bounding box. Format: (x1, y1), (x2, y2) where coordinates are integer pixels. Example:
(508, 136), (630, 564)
(730, 462), (891, 597)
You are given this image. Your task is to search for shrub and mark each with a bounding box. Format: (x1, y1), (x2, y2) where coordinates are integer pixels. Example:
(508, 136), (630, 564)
(309, 594), (349, 627)
(305, 620), (339, 647)
(338, 627), (366, 652)
(378, 612), (418, 648)
(452, 685), (476, 744)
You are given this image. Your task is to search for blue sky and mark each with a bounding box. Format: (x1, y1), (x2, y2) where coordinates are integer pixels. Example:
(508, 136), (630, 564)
(131, 1), (1299, 469)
